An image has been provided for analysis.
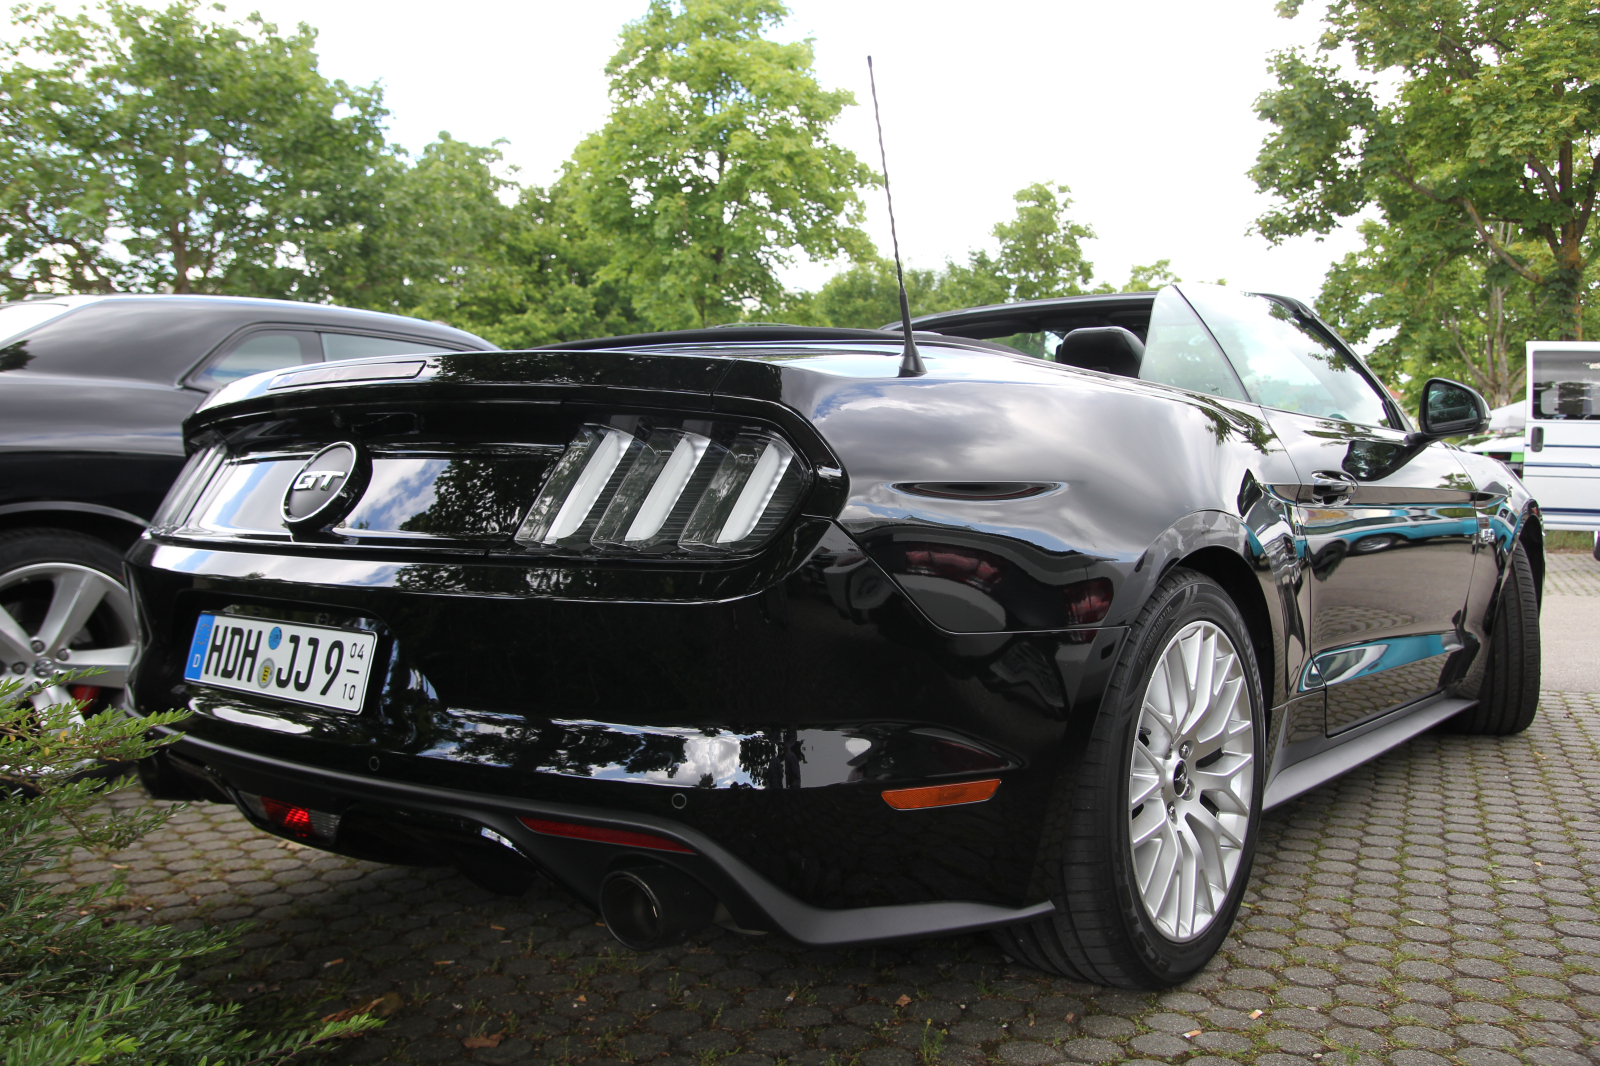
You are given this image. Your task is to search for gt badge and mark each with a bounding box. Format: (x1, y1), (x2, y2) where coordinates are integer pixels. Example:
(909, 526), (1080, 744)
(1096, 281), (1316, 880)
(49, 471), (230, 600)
(281, 441), (369, 534)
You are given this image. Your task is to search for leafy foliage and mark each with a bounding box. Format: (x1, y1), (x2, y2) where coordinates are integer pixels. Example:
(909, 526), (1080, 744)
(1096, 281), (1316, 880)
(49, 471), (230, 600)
(570, 0), (876, 329)
(771, 181), (1109, 328)
(0, 677), (378, 1063)
(398, 174), (646, 348)
(0, 0), (1182, 346)
(0, 1), (388, 299)
(1315, 219), (1573, 407)
(991, 182), (1095, 301)
(1252, 0), (1600, 341)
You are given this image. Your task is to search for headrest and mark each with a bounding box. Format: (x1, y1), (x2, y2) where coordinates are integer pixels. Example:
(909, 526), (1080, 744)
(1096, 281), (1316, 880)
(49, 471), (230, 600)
(1055, 326), (1145, 377)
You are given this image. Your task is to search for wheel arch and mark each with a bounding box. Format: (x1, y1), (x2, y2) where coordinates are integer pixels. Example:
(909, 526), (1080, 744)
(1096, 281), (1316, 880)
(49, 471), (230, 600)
(0, 502), (147, 554)
(1172, 544), (1275, 730)
(1517, 504), (1545, 609)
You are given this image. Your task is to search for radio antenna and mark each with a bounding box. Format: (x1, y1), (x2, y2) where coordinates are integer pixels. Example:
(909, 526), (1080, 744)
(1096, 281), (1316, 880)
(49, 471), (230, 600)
(867, 56), (925, 378)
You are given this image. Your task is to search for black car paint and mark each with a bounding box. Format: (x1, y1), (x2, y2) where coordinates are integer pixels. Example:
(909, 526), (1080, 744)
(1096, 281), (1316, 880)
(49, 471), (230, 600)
(0, 296), (494, 545)
(123, 320), (1540, 942)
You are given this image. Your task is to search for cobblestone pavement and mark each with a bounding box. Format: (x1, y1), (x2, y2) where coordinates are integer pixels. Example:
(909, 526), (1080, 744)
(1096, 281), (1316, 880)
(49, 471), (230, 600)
(56, 690), (1600, 1066)
(1543, 554), (1599, 598)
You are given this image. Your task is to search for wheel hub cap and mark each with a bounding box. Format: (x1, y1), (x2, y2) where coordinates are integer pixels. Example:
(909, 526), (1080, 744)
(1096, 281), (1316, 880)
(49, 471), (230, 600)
(0, 561), (136, 712)
(1127, 620), (1255, 942)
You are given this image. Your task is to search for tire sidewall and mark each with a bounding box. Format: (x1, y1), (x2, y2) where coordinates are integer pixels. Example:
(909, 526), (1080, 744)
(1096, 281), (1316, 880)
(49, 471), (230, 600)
(0, 529), (129, 584)
(1101, 573), (1267, 984)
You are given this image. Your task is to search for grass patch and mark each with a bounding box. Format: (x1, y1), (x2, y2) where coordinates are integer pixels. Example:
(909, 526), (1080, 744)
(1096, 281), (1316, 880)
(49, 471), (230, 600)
(1547, 530), (1594, 551)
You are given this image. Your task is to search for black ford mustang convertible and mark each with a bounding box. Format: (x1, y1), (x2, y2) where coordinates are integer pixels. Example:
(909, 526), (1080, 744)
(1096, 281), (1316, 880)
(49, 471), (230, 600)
(123, 283), (1542, 988)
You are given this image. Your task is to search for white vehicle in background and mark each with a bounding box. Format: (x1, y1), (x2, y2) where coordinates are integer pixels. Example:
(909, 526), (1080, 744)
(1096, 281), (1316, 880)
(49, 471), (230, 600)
(1523, 341), (1600, 559)
(1460, 401), (1527, 477)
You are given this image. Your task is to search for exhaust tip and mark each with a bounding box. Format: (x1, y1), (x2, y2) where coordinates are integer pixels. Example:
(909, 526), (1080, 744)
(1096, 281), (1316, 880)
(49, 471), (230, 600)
(599, 866), (716, 951)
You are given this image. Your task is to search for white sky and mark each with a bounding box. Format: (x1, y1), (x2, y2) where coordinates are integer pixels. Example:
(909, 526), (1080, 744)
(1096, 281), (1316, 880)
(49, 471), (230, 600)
(11, 0), (1366, 306)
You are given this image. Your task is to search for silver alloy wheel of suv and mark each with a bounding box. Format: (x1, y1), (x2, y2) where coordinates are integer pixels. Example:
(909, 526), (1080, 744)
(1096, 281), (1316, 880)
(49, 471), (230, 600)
(1127, 619), (1254, 942)
(0, 560), (137, 714)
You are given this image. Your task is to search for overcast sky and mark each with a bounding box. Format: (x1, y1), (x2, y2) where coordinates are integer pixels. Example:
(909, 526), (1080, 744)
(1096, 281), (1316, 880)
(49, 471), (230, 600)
(15, 0), (1367, 306)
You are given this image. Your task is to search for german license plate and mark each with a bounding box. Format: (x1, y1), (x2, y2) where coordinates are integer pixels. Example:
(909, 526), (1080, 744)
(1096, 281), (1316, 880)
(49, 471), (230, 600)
(182, 613), (377, 714)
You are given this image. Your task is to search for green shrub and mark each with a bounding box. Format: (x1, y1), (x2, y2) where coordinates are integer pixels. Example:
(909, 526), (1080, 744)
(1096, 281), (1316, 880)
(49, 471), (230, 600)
(0, 675), (379, 1064)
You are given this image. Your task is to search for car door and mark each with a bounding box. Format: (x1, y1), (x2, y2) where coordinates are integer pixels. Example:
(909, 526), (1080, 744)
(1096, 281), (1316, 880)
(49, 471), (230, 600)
(1178, 284), (1478, 735)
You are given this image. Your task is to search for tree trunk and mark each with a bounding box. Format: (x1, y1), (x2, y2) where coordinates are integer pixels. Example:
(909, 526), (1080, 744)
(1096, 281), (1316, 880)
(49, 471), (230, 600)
(170, 221), (189, 293)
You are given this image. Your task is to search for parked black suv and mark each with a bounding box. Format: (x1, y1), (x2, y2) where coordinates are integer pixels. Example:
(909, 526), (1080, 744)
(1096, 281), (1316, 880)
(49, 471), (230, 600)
(0, 295), (493, 716)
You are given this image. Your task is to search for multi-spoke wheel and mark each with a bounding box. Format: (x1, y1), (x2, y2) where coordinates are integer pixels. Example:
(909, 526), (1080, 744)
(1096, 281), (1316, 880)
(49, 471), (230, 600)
(993, 568), (1265, 989)
(1127, 620), (1254, 942)
(0, 529), (137, 717)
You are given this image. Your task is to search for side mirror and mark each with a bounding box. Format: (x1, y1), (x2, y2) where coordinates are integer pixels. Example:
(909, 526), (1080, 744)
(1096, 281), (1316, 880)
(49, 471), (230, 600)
(1417, 377), (1490, 439)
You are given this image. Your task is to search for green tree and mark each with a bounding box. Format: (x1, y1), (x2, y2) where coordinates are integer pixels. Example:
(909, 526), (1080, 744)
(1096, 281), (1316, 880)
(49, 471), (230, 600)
(1318, 220), (1550, 407)
(307, 135), (515, 315)
(768, 180), (1104, 327)
(766, 257), (939, 328)
(407, 174), (646, 348)
(991, 182), (1095, 300)
(1251, 0), (1600, 339)
(0, 1), (388, 299)
(1120, 259), (1182, 292)
(571, 0), (876, 330)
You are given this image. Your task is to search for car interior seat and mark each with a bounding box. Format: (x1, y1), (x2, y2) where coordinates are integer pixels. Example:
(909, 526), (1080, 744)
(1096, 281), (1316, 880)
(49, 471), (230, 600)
(1055, 326), (1145, 377)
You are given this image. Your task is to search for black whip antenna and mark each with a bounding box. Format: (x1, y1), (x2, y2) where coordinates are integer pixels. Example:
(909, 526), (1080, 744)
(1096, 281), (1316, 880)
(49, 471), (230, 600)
(867, 56), (925, 378)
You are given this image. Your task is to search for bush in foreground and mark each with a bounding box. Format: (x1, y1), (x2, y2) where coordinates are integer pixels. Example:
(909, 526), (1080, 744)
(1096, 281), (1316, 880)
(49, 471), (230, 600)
(0, 675), (379, 1064)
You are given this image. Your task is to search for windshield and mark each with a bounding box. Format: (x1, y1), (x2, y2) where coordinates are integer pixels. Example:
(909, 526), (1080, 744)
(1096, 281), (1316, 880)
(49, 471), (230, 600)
(0, 301), (74, 346)
(1531, 349), (1600, 420)
(1180, 284), (1390, 426)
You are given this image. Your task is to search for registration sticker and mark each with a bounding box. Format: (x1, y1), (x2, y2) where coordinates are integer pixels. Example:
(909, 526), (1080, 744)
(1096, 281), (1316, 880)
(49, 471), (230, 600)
(183, 613), (377, 714)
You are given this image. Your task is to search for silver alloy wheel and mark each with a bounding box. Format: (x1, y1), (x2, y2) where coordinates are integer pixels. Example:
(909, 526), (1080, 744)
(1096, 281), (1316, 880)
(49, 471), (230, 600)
(0, 562), (137, 715)
(1127, 620), (1255, 942)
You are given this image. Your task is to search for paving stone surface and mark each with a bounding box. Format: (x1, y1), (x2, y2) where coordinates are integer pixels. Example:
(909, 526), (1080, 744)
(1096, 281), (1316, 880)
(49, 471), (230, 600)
(60, 691), (1600, 1066)
(1543, 554), (1600, 598)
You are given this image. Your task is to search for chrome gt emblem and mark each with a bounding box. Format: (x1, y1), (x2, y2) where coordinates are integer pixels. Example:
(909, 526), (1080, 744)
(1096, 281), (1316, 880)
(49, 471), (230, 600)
(281, 441), (368, 534)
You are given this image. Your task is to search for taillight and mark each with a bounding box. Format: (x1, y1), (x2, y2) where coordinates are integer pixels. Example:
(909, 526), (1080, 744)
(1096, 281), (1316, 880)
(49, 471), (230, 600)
(238, 792), (341, 842)
(515, 420), (808, 556)
(150, 441), (227, 531)
(518, 816), (694, 853)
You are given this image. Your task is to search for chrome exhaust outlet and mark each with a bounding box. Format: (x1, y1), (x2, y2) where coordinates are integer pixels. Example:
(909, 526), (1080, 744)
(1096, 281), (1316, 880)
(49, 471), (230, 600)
(599, 866), (716, 950)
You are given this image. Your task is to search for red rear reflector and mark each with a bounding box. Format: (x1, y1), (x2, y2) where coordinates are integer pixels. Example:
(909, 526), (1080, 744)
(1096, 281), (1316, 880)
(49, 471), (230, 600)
(1063, 577), (1114, 626)
(882, 778), (1001, 810)
(261, 797), (315, 837)
(518, 817), (693, 854)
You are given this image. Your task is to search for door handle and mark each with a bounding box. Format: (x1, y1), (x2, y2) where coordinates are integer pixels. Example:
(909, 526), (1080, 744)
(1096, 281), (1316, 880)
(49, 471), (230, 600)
(1529, 426), (1544, 452)
(1310, 473), (1358, 502)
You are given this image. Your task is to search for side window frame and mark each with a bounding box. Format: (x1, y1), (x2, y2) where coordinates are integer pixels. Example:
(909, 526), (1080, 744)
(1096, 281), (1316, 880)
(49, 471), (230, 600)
(317, 330), (466, 363)
(1137, 286), (1252, 403)
(1289, 306), (1409, 431)
(1183, 285), (1400, 430)
(1265, 301), (1406, 431)
(183, 326), (322, 393)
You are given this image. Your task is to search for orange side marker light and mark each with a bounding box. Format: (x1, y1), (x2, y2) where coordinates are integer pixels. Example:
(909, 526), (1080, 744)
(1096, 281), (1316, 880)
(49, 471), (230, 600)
(881, 778), (1000, 810)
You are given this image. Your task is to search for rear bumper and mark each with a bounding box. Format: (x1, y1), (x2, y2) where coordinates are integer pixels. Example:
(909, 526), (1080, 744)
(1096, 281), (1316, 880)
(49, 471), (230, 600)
(157, 729), (1057, 945)
(125, 519), (1125, 928)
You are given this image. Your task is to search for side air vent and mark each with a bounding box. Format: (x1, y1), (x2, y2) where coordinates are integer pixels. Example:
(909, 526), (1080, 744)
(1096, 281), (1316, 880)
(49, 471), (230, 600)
(514, 419), (809, 556)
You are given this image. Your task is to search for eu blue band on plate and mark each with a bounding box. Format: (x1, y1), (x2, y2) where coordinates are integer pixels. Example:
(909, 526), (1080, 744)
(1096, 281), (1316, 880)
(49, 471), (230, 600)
(184, 613), (216, 681)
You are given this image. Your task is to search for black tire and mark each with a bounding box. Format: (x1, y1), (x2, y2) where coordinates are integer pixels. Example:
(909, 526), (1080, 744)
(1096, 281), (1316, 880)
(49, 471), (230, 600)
(994, 568), (1266, 989)
(1449, 542), (1540, 735)
(0, 528), (135, 706)
(1592, 532), (1599, 562)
